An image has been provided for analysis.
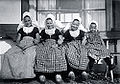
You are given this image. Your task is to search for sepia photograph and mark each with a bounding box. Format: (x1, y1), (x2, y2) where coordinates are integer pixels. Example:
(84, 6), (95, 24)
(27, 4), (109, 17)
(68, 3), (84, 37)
(0, 0), (120, 84)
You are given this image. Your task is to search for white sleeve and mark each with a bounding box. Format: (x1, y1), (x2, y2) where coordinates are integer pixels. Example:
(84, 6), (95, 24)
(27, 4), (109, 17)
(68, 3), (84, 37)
(55, 20), (65, 29)
(63, 23), (71, 32)
(32, 21), (41, 33)
(79, 24), (88, 32)
(17, 21), (24, 31)
(32, 21), (39, 28)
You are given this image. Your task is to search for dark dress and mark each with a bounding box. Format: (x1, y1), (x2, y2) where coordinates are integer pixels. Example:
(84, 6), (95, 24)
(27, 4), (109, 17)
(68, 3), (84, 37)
(35, 29), (67, 73)
(18, 27), (39, 39)
(63, 30), (84, 43)
(63, 30), (89, 71)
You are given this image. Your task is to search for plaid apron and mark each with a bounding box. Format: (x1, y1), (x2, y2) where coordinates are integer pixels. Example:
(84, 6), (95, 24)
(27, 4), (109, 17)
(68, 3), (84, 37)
(35, 39), (67, 73)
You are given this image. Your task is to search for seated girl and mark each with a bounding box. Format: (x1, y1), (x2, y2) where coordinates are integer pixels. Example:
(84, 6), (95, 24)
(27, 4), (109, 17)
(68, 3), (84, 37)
(1, 12), (40, 79)
(63, 18), (89, 82)
(34, 14), (67, 83)
(82, 21), (114, 82)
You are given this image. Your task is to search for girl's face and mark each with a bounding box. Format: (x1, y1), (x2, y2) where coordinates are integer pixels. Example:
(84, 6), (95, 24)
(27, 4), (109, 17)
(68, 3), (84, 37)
(24, 16), (32, 27)
(89, 23), (97, 32)
(71, 20), (79, 31)
(46, 19), (54, 29)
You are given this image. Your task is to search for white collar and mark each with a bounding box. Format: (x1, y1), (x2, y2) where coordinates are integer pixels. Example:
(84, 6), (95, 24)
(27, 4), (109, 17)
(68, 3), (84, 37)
(45, 28), (56, 36)
(69, 29), (80, 38)
(23, 26), (34, 34)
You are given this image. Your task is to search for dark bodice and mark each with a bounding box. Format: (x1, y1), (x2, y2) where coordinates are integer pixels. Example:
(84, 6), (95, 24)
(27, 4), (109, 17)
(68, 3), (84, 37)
(17, 27), (39, 40)
(63, 30), (85, 43)
(40, 29), (61, 42)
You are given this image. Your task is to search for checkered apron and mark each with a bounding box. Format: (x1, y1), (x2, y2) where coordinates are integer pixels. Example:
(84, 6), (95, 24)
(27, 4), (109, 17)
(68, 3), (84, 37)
(35, 39), (67, 73)
(66, 40), (89, 70)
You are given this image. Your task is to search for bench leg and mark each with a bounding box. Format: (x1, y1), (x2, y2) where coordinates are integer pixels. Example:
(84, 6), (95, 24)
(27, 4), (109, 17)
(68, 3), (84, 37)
(105, 65), (108, 78)
(110, 70), (114, 82)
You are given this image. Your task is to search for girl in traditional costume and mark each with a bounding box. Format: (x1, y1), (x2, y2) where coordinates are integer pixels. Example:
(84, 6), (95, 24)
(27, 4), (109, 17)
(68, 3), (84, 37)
(63, 18), (89, 82)
(1, 12), (40, 79)
(34, 14), (67, 83)
(82, 21), (114, 82)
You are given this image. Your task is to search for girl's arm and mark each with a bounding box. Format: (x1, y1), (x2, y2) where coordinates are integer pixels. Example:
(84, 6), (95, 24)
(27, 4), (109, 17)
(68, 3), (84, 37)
(16, 33), (21, 44)
(16, 33), (24, 49)
(97, 31), (105, 46)
(51, 35), (64, 48)
(100, 37), (105, 46)
(57, 35), (64, 45)
(82, 33), (87, 45)
(34, 33), (40, 44)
